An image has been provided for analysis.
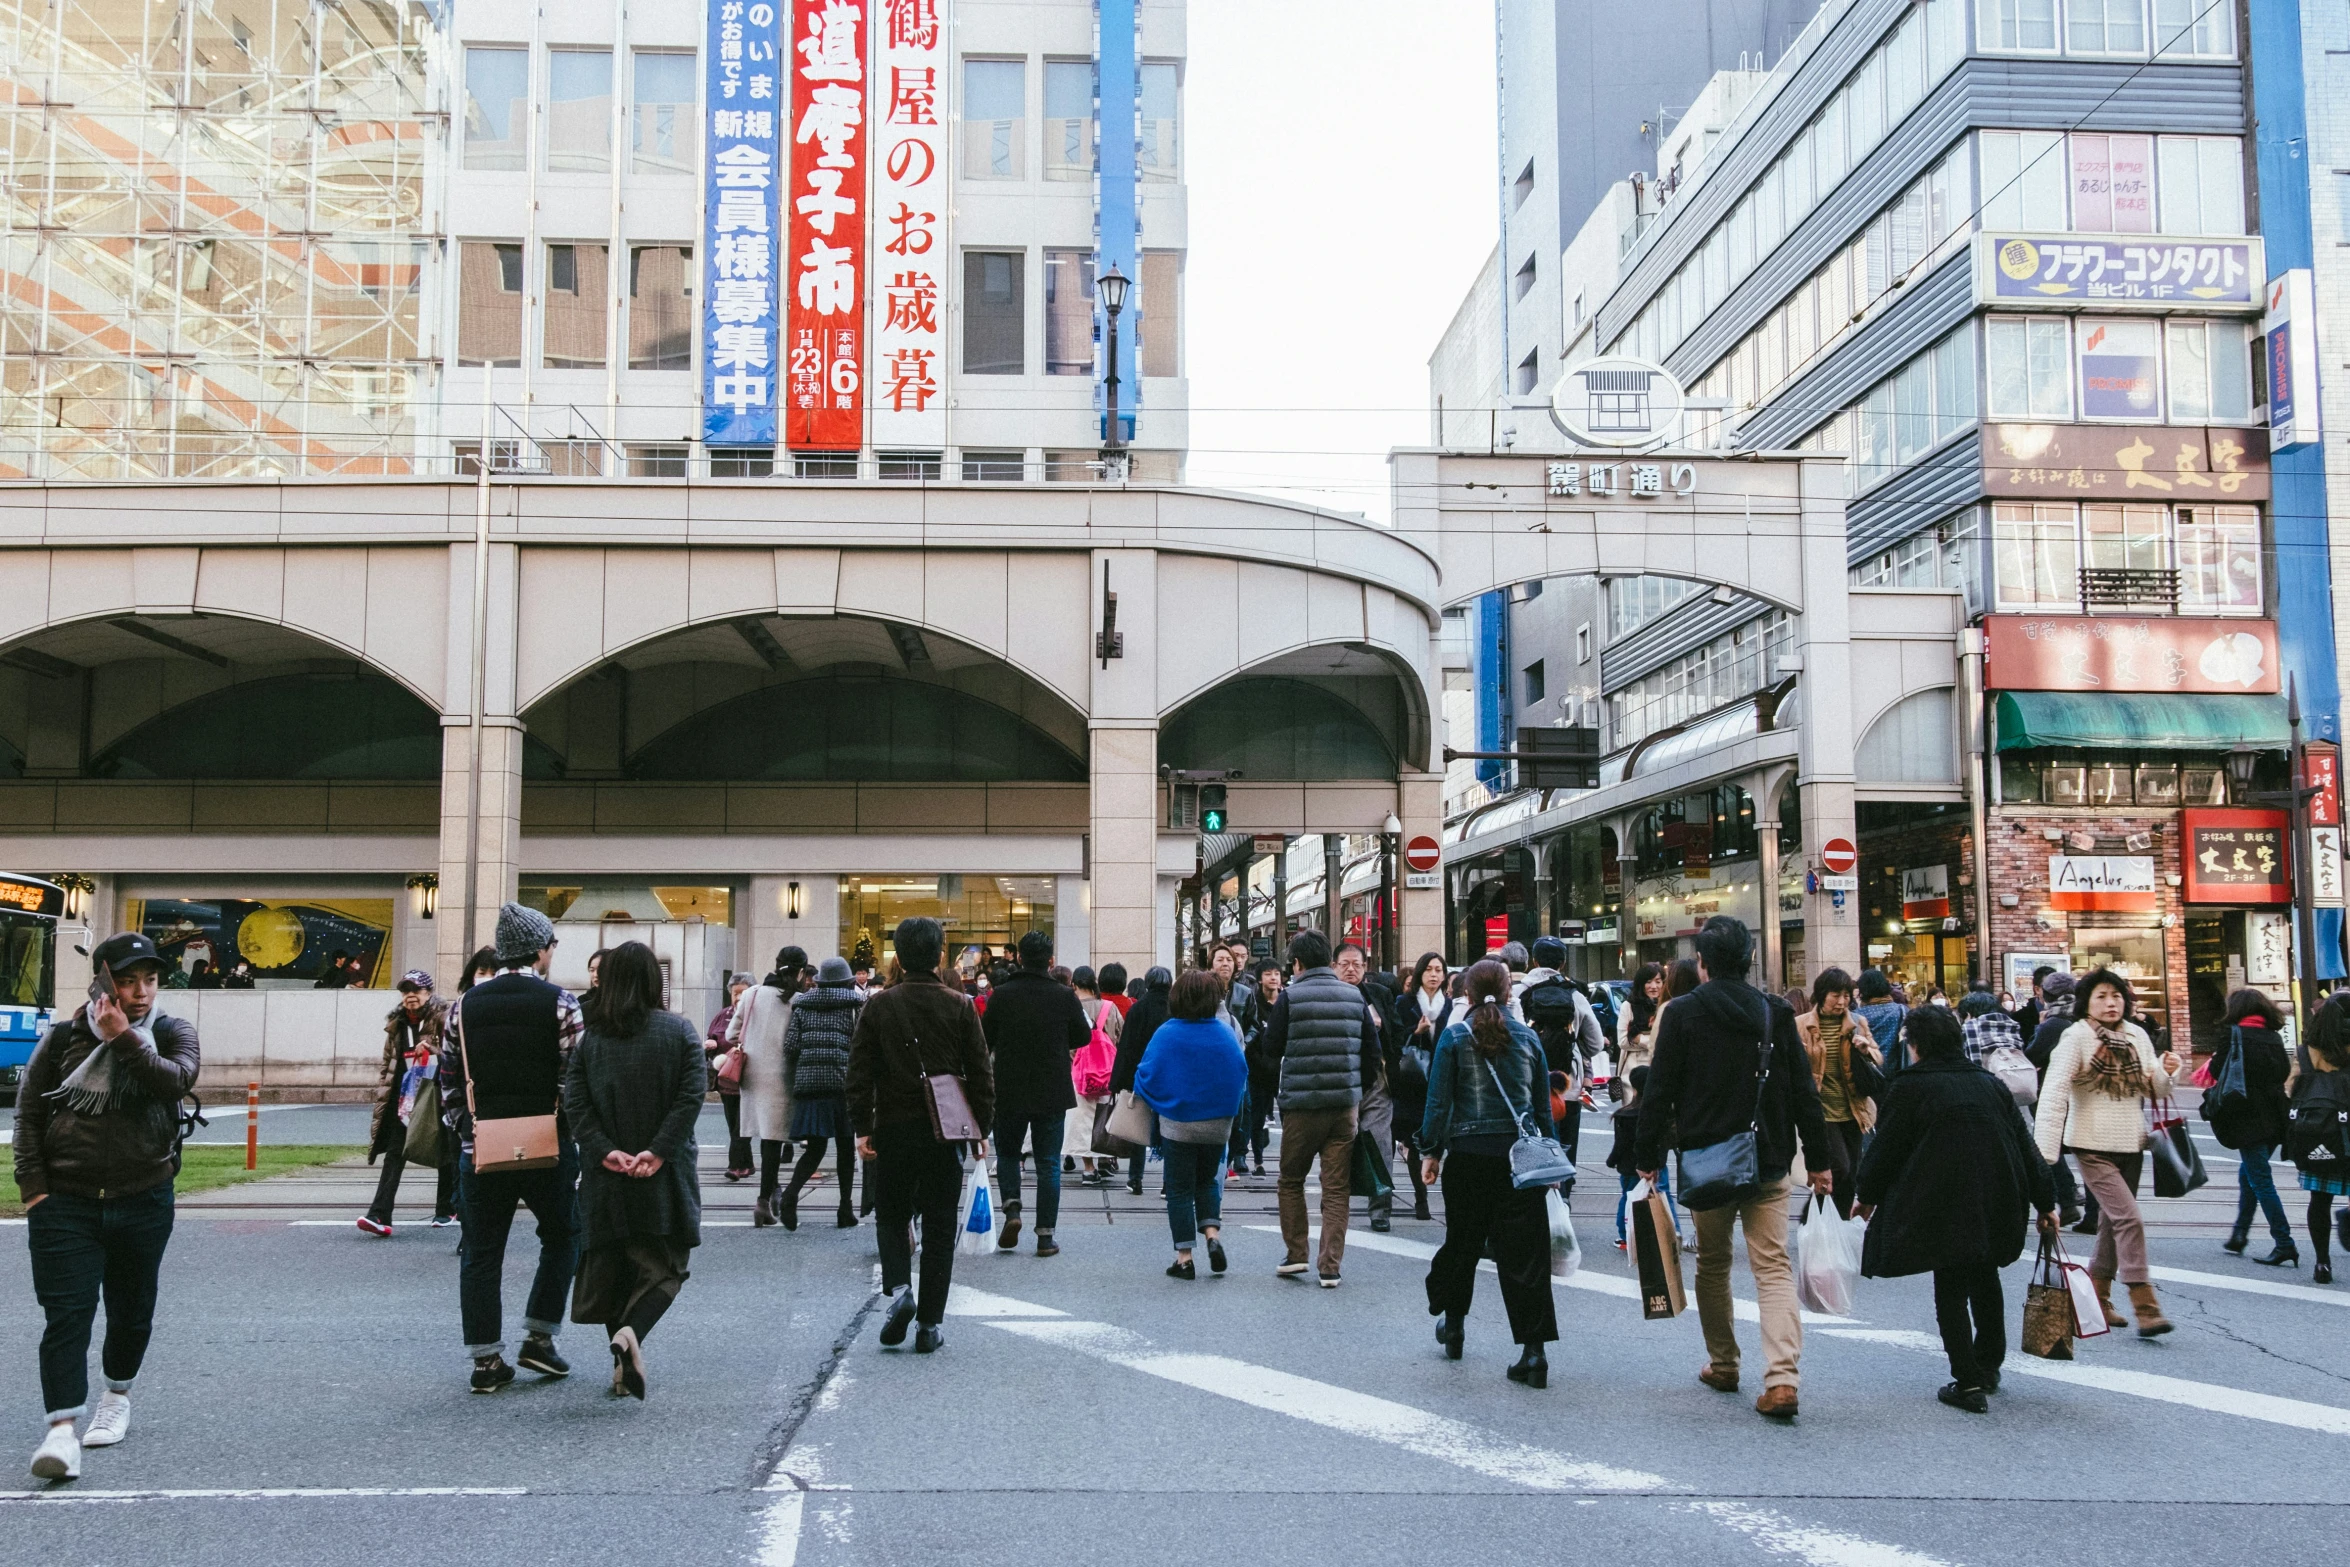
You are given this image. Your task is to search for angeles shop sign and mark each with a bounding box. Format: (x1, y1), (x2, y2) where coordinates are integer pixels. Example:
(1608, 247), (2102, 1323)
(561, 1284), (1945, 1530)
(2048, 854), (2157, 912)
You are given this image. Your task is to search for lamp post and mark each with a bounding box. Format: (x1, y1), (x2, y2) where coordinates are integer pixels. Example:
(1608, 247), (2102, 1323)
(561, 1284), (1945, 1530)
(1098, 263), (1129, 482)
(1381, 811), (1402, 974)
(2231, 676), (2326, 1024)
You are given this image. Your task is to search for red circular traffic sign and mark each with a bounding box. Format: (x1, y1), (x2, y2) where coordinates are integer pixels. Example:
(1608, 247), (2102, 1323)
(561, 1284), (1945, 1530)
(1820, 838), (1858, 876)
(1404, 835), (1442, 873)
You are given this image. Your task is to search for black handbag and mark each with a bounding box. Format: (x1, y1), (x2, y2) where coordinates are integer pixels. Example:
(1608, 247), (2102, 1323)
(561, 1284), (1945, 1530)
(1677, 1036), (1772, 1211)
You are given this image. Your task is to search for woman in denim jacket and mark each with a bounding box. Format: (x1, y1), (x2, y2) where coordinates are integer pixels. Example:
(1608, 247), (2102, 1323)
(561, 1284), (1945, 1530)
(1419, 958), (1558, 1388)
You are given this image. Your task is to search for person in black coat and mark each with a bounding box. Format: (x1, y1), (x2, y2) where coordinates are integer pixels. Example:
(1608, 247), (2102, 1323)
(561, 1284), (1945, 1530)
(1111, 968), (1173, 1194)
(2205, 988), (2296, 1266)
(980, 933), (1092, 1256)
(1855, 1006), (2057, 1414)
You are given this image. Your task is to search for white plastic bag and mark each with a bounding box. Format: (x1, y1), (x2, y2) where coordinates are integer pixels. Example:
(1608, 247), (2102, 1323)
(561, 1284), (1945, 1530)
(1795, 1192), (1864, 1316)
(1545, 1186), (1581, 1280)
(956, 1156), (999, 1256)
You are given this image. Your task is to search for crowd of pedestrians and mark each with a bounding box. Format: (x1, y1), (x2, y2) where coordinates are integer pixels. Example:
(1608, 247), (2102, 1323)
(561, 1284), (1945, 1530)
(21, 902), (2338, 1482)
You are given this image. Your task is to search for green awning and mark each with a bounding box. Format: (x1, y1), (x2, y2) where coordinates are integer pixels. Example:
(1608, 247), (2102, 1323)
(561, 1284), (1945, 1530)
(1993, 691), (2290, 752)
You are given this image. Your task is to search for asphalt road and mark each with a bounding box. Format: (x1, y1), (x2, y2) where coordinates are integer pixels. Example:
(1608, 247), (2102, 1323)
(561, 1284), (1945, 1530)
(2, 1107), (2344, 1566)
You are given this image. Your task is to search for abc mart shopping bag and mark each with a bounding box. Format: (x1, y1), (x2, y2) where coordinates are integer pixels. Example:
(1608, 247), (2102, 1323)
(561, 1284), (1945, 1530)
(956, 1155), (999, 1256)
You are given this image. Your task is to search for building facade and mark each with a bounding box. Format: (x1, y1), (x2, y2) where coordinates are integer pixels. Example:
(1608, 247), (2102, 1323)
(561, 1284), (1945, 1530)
(0, 0), (1187, 484)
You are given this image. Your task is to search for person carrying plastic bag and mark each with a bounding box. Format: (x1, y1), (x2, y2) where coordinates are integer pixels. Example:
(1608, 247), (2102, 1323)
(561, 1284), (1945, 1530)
(1854, 1006), (2057, 1415)
(1794, 1193), (1863, 1316)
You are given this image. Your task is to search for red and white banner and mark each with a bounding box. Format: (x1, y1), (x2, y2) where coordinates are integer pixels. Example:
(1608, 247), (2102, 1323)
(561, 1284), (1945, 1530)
(786, 0), (866, 450)
(2048, 855), (2157, 913)
(870, 0), (946, 450)
(1900, 865), (1950, 923)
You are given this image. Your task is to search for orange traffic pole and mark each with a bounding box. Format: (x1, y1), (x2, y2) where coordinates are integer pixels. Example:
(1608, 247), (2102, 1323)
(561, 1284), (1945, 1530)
(245, 1081), (259, 1171)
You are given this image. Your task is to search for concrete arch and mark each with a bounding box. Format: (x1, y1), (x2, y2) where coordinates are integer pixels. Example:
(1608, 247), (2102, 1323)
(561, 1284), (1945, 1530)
(1158, 644), (1432, 774)
(0, 548), (449, 711)
(1854, 685), (1959, 786)
(510, 545), (1096, 718)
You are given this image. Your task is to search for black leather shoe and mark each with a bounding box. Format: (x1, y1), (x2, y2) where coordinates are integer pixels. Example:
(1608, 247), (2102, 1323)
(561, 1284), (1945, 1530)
(1206, 1236), (1227, 1275)
(1436, 1312), (1465, 1360)
(2070, 1216), (2100, 1235)
(878, 1287), (917, 1348)
(1166, 1257), (1196, 1280)
(2222, 1232), (2250, 1255)
(2255, 1242), (2302, 1268)
(913, 1323), (945, 1354)
(517, 1334), (569, 1377)
(1370, 1209), (1391, 1234)
(2317, 1261), (2335, 1284)
(998, 1214), (1022, 1251)
(1506, 1345), (1548, 1389)
(1937, 1381), (1988, 1414)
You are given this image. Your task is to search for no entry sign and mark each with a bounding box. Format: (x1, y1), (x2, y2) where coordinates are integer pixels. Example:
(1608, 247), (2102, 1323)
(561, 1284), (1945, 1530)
(1404, 835), (1441, 873)
(1820, 838), (1858, 876)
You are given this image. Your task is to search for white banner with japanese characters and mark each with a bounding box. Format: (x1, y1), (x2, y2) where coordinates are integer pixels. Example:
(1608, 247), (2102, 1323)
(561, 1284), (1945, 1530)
(869, 0), (946, 452)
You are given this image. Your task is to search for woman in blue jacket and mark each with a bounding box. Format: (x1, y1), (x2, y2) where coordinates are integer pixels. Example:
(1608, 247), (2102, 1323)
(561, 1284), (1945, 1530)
(1419, 958), (1559, 1388)
(1135, 969), (1249, 1279)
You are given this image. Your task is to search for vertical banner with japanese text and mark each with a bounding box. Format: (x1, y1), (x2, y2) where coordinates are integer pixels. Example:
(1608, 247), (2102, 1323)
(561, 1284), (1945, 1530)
(870, 0), (946, 450)
(786, 0), (866, 450)
(702, 1), (784, 447)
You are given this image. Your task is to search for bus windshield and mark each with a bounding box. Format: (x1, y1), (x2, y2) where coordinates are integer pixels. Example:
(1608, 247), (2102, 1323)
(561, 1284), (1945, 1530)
(0, 908), (54, 1011)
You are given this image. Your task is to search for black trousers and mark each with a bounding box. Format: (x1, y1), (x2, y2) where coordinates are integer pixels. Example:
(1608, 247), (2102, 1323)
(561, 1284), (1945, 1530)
(872, 1125), (964, 1326)
(720, 1092), (753, 1173)
(1931, 1262), (2005, 1387)
(366, 1128), (458, 1224)
(1825, 1119), (1864, 1220)
(1423, 1151), (1558, 1346)
(785, 1133), (856, 1211)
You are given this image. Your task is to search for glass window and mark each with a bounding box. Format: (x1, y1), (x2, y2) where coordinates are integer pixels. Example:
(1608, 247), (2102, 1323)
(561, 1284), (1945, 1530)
(710, 447), (774, 477)
(1139, 250), (1180, 378)
(2000, 754), (2042, 803)
(2043, 759), (2088, 806)
(542, 243), (607, 369)
(2157, 135), (2246, 234)
(2176, 504), (2263, 613)
(1892, 354), (1934, 462)
(962, 450), (1023, 481)
(547, 49), (612, 173)
(632, 51), (696, 174)
(1817, 93), (1848, 191)
(1850, 51), (1885, 162)
(1930, 0), (1968, 72)
(1140, 61), (1180, 182)
(628, 444), (688, 477)
(2181, 764), (2227, 804)
(1043, 61), (1094, 181)
(2086, 760), (2132, 806)
(962, 250), (1024, 375)
(878, 450), (943, 480)
(1886, 8), (1925, 124)
(1980, 130), (2069, 229)
(2082, 503), (2167, 571)
(2135, 763), (2180, 804)
(2073, 133), (2153, 231)
(793, 452), (858, 478)
(1043, 249), (1094, 375)
(1044, 451), (1099, 481)
(2068, 0), (2146, 53)
(1994, 500), (2081, 607)
(1987, 0), (2059, 50)
(1986, 317), (2073, 419)
(1935, 327), (1977, 438)
(458, 241), (523, 366)
(2077, 318), (2161, 418)
(464, 46), (529, 171)
(962, 59), (1025, 179)
(2154, 0), (2232, 57)
(627, 245), (693, 370)
(1786, 127), (1815, 219)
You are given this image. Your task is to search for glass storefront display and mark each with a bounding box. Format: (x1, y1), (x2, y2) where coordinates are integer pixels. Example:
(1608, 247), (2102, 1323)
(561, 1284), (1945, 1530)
(1870, 931), (1970, 999)
(2069, 923), (2168, 1024)
(840, 876), (1054, 970)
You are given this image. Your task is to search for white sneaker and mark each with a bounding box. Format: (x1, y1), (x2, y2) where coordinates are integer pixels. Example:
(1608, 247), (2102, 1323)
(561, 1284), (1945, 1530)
(82, 1392), (130, 1448)
(30, 1422), (79, 1480)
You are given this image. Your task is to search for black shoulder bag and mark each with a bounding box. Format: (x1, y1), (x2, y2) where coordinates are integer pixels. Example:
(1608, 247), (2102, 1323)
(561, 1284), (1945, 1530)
(1677, 1034), (1772, 1212)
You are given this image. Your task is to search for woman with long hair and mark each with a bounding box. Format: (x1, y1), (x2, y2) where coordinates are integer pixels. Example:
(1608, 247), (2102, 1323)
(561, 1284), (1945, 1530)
(1418, 958), (1559, 1388)
(731, 945), (805, 1226)
(1618, 962), (1665, 1091)
(777, 957), (863, 1230)
(2207, 989), (2294, 1266)
(2034, 967), (2182, 1335)
(564, 942), (705, 1399)
(1390, 951), (1455, 1222)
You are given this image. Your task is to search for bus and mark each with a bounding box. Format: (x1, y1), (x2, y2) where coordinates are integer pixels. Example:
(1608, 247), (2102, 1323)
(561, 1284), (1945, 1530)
(0, 873), (62, 1099)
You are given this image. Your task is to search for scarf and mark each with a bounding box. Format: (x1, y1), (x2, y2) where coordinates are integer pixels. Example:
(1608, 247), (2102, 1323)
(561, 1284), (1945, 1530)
(2075, 1021), (2148, 1099)
(48, 1019), (153, 1116)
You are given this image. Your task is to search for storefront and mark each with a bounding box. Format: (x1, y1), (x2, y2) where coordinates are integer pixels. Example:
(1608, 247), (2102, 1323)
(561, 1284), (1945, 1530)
(1858, 801), (1974, 999)
(2178, 808), (2296, 1051)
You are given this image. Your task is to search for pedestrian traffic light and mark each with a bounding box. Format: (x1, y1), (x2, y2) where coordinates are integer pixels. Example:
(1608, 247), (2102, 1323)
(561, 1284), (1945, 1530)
(1200, 783), (1228, 833)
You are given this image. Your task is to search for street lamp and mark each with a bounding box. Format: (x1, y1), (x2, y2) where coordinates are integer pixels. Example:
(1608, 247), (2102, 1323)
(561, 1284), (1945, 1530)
(1098, 263), (1129, 481)
(1381, 811), (1402, 974)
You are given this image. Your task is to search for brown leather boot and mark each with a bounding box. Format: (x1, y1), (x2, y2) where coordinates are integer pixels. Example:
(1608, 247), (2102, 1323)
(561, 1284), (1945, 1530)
(2090, 1272), (2127, 1328)
(1698, 1363), (1740, 1393)
(1754, 1385), (1799, 1420)
(2128, 1281), (2173, 1337)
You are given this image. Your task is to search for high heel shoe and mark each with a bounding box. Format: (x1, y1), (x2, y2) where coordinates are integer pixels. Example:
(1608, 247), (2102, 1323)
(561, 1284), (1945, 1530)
(2316, 1260), (2334, 1284)
(1435, 1311), (1464, 1360)
(1506, 1345), (1548, 1389)
(2222, 1232), (2250, 1255)
(2254, 1242), (2301, 1268)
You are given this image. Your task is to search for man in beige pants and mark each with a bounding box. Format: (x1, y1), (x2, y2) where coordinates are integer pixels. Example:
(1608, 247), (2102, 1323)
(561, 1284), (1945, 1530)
(1260, 929), (1378, 1287)
(1637, 916), (1835, 1419)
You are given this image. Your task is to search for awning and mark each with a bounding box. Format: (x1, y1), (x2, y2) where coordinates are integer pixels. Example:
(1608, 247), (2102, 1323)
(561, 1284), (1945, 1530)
(1993, 691), (2290, 752)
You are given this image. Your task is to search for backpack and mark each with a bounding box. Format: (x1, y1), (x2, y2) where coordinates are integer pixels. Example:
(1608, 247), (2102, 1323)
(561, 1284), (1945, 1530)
(2199, 1028), (2254, 1149)
(1071, 1001), (1117, 1099)
(2285, 1071), (2350, 1171)
(1983, 1045), (2040, 1106)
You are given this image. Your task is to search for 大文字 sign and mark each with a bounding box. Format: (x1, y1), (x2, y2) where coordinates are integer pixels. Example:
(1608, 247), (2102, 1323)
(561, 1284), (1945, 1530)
(1984, 615), (2279, 694)
(2181, 809), (2289, 904)
(1981, 423), (2268, 501)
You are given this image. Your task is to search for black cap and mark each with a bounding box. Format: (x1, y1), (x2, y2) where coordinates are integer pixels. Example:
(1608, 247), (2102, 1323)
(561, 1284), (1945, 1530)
(90, 931), (165, 974)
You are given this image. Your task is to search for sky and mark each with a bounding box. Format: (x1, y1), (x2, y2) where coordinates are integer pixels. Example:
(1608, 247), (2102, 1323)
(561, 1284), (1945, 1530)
(1183, 0), (1499, 524)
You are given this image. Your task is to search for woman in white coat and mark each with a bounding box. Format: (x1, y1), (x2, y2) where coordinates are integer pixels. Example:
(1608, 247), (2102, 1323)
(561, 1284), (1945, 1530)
(730, 944), (805, 1226)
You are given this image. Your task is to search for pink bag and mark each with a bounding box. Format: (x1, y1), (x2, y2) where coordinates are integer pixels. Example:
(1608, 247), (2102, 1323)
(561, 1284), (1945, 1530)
(1072, 1002), (1117, 1099)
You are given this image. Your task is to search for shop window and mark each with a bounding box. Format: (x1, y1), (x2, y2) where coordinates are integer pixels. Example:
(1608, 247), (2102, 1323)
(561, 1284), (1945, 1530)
(2077, 319), (2160, 419)
(2181, 763), (2227, 804)
(963, 250), (1025, 375)
(627, 245), (693, 370)
(2042, 758), (2088, 806)
(542, 243), (608, 369)
(2000, 754), (2042, 802)
(548, 49), (613, 172)
(962, 58), (1026, 180)
(1043, 61), (1094, 181)
(2135, 762), (2180, 805)
(463, 46), (529, 170)
(2086, 759), (2132, 806)
(632, 50), (697, 174)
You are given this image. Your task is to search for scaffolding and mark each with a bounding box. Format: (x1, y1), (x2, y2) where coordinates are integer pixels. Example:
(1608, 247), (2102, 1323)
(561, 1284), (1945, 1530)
(0, 0), (444, 479)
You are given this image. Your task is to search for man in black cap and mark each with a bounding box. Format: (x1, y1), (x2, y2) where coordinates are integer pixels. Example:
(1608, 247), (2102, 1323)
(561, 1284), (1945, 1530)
(435, 902), (582, 1393)
(16, 931), (200, 1481)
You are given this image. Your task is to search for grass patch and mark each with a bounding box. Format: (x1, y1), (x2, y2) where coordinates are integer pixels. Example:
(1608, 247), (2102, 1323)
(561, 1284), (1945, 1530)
(2, 1145), (363, 1217)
